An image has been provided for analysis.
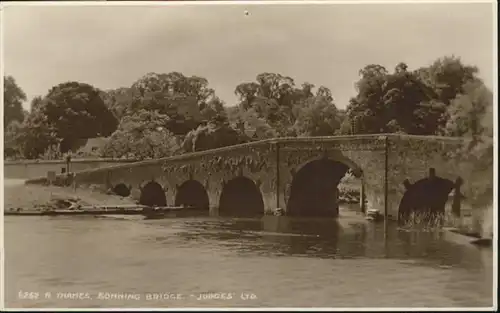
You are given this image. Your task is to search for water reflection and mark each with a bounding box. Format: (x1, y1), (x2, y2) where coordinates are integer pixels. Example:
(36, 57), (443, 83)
(173, 215), (490, 270)
(4, 211), (493, 308)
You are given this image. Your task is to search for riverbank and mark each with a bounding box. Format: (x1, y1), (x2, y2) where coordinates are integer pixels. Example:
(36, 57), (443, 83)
(4, 180), (136, 211)
(338, 179), (362, 204)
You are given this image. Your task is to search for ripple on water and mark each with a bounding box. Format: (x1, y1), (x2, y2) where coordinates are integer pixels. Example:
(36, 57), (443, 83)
(4, 216), (493, 309)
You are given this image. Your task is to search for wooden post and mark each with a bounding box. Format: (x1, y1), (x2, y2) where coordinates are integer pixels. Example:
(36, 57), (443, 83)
(66, 154), (72, 174)
(452, 177), (463, 218)
(47, 171), (56, 186)
(360, 178), (366, 214)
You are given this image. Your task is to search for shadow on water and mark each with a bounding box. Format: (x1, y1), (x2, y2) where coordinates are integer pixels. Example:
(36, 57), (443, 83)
(171, 212), (490, 269)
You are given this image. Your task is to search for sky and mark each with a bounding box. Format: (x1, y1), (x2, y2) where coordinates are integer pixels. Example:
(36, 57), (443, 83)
(2, 1), (495, 111)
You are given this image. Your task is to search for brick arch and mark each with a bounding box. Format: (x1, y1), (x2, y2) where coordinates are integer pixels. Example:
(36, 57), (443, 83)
(398, 168), (458, 223)
(111, 183), (131, 197)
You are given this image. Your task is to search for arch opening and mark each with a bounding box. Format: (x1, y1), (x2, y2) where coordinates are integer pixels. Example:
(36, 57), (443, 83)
(219, 176), (264, 217)
(112, 183), (131, 197)
(338, 168), (365, 212)
(139, 181), (167, 207)
(398, 168), (458, 224)
(287, 158), (359, 217)
(175, 180), (210, 210)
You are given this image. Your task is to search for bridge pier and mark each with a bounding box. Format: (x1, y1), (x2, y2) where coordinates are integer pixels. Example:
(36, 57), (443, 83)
(209, 205), (219, 217)
(261, 192), (278, 216)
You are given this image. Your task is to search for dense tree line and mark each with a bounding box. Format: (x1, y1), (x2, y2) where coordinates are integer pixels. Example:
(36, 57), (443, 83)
(3, 55), (493, 163)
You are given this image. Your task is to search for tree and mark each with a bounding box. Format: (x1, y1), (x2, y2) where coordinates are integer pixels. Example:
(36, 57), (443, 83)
(235, 73), (302, 113)
(337, 109), (353, 135)
(345, 58), (480, 136)
(418, 55), (480, 105)
(132, 92), (201, 135)
(226, 106), (277, 140)
(316, 86), (333, 102)
(100, 87), (136, 120)
(200, 96), (227, 123)
(380, 63), (441, 134)
(441, 80), (493, 138)
(234, 82), (260, 110)
(4, 121), (23, 159)
(126, 72), (220, 135)
(182, 120), (249, 153)
(15, 108), (59, 159)
(255, 73), (295, 104)
(345, 64), (389, 134)
(301, 82), (315, 98)
(233, 73), (334, 137)
(4, 76), (27, 128)
(292, 95), (342, 137)
(101, 110), (181, 160)
(39, 82), (118, 153)
(131, 72), (214, 107)
(30, 96), (44, 111)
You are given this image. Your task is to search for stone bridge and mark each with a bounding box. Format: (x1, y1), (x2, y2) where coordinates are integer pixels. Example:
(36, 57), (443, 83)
(33, 134), (488, 219)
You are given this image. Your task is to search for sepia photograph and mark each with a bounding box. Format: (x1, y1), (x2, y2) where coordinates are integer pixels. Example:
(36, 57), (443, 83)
(1, 0), (497, 310)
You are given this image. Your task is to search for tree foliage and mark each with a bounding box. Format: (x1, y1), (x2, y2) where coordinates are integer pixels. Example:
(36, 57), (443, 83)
(418, 56), (479, 105)
(101, 110), (182, 160)
(4, 121), (24, 159)
(344, 56), (486, 136)
(3, 76), (27, 128)
(234, 73), (342, 138)
(4, 56), (492, 162)
(292, 95), (342, 137)
(99, 72), (233, 157)
(103, 72), (222, 137)
(13, 108), (59, 159)
(38, 82), (118, 153)
(227, 106), (278, 140)
(441, 80), (493, 137)
(182, 120), (249, 153)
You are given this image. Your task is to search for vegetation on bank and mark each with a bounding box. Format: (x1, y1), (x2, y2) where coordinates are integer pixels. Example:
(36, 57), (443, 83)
(3, 56), (493, 209)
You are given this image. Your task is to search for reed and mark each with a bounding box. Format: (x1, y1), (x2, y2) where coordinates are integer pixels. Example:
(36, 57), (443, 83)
(399, 211), (445, 231)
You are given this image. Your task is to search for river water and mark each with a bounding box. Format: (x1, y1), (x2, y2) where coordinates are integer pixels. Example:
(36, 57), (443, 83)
(4, 210), (494, 309)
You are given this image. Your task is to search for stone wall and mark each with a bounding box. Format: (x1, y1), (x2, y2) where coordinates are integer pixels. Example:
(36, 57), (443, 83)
(4, 159), (138, 179)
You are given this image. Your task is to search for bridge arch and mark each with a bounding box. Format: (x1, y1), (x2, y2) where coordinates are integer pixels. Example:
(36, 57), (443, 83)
(286, 156), (364, 217)
(112, 183), (131, 197)
(293, 154), (364, 179)
(175, 180), (210, 210)
(398, 168), (457, 223)
(139, 181), (167, 207)
(219, 176), (265, 217)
